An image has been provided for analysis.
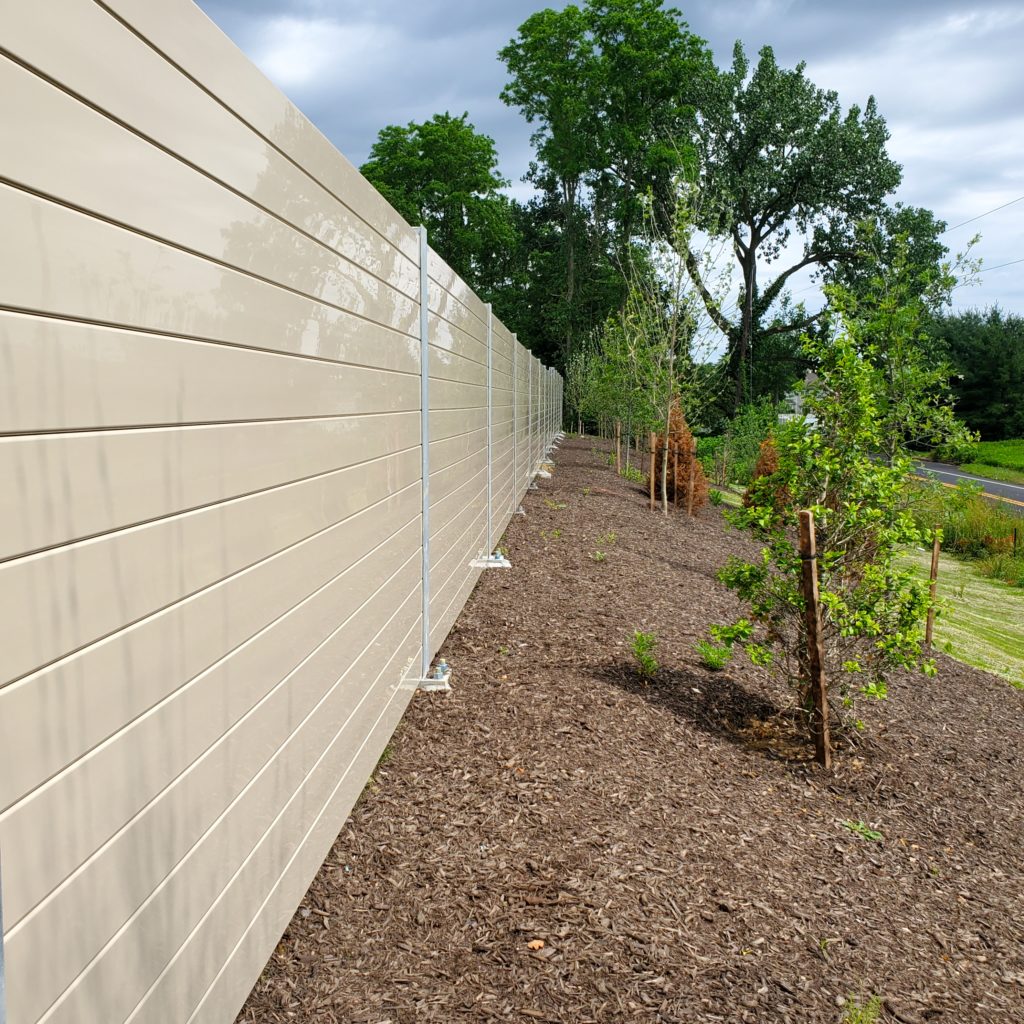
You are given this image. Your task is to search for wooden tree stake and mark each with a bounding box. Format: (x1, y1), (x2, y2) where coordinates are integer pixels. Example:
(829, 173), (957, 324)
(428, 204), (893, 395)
(925, 527), (941, 648)
(615, 419), (622, 475)
(686, 438), (695, 517)
(649, 432), (656, 511)
(798, 510), (831, 768)
(673, 445), (680, 508)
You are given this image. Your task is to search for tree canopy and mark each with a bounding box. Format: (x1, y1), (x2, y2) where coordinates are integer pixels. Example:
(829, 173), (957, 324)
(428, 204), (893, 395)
(684, 42), (903, 405)
(360, 112), (516, 299)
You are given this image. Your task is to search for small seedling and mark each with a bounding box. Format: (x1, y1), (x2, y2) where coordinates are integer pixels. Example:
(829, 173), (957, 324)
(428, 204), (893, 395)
(544, 498), (567, 510)
(631, 629), (659, 679)
(842, 820), (883, 842)
(582, 487), (592, 496)
(498, 645), (510, 656)
(551, 528), (562, 539)
(598, 531), (617, 546)
(590, 550), (607, 562)
(841, 994), (883, 1024)
(695, 639), (731, 671)
(708, 489), (724, 506)
(622, 465), (645, 484)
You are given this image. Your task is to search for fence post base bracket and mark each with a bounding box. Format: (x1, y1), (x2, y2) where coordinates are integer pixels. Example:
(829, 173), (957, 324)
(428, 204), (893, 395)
(413, 663), (452, 693)
(470, 553), (512, 569)
(515, 505), (526, 516)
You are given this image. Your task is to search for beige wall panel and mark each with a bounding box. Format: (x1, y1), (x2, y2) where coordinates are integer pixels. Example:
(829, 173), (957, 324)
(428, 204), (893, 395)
(0, 448), (420, 685)
(99, 0), (419, 262)
(14, 587), (421, 1024)
(428, 448), (487, 511)
(117, 620), (420, 1024)
(430, 487), (488, 579)
(428, 280), (486, 346)
(427, 468), (486, 547)
(0, 313), (418, 435)
(430, 539), (486, 655)
(429, 377), (488, 412)
(2, 0), (418, 272)
(429, 426), (487, 475)
(428, 250), (488, 326)
(183, 660), (413, 1024)
(0, 412), (419, 559)
(0, 186), (417, 365)
(430, 503), (488, 611)
(0, 520), (420, 931)
(0, 481), (420, 815)
(491, 347), (513, 377)
(429, 406), (486, 444)
(428, 344), (487, 388)
(426, 305), (486, 368)
(0, 59), (419, 317)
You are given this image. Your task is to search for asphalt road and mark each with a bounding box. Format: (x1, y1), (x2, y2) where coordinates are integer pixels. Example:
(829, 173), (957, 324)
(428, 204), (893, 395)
(913, 460), (1024, 511)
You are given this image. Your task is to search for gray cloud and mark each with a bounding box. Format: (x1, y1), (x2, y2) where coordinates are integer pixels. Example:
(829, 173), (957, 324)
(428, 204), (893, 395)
(194, 0), (1024, 313)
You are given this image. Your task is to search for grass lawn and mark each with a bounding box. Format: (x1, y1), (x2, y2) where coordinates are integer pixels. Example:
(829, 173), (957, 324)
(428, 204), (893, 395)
(962, 438), (1024, 478)
(958, 461), (1024, 486)
(902, 546), (1024, 690)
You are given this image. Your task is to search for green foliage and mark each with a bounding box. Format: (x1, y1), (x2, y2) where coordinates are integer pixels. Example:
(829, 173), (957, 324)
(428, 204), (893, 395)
(360, 113), (515, 300)
(931, 308), (1024, 441)
(622, 464), (646, 484)
(694, 639), (731, 670)
(717, 317), (934, 729)
(687, 42), (902, 406)
(969, 438), (1024, 473)
(708, 489), (724, 506)
(842, 994), (883, 1024)
(824, 228), (979, 466)
(723, 400), (779, 484)
(842, 820), (884, 842)
(908, 479), (1017, 559)
(591, 550), (607, 562)
(598, 531), (617, 545)
(977, 553), (1024, 588)
(631, 629), (659, 679)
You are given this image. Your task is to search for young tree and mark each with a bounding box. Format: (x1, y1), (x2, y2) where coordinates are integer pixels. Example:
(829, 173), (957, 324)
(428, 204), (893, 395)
(825, 227), (979, 465)
(715, 316), (942, 752)
(682, 43), (902, 407)
(360, 113), (516, 298)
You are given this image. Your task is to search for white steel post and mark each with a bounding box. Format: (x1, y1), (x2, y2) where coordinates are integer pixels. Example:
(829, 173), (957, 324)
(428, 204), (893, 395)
(511, 336), (518, 511)
(418, 226), (431, 679)
(486, 304), (493, 555)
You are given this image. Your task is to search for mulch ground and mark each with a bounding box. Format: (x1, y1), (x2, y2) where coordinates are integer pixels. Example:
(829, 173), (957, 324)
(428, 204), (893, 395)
(237, 436), (1024, 1024)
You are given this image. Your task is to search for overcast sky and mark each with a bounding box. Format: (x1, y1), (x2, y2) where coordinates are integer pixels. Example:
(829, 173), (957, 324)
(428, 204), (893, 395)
(194, 0), (1024, 316)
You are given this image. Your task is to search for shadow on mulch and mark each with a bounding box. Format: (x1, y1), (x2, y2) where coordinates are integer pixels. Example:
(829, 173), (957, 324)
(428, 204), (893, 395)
(594, 659), (807, 757)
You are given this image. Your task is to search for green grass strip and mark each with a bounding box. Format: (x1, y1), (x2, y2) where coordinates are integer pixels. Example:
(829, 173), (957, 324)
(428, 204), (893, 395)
(901, 547), (1024, 690)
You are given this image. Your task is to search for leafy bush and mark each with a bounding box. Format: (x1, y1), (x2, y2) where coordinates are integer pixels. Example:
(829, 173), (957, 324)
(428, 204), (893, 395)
(695, 639), (730, 670)
(909, 479), (1017, 559)
(933, 435), (977, 464)
(708, 489), (724, 506)
(631, 630), (659, 679)
(977, 553), (1024, 587)
(724, 399), (780, 485)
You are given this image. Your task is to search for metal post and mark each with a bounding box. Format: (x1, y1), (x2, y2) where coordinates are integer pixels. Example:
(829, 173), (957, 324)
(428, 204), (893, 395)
(512, 336), (518, 511)
(486, 304), (493, 556)
(418, 226), (431, 680)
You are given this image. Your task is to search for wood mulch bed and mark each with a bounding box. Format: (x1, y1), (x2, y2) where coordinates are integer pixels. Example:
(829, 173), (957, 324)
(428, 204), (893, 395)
(237, 436), (1024, 1024)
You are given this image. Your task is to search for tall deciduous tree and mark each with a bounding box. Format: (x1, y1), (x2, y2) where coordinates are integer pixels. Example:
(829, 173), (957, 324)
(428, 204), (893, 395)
(684, 43), (902, 406)
(500, 0), (714, 357)
(360, 112), (516, 298)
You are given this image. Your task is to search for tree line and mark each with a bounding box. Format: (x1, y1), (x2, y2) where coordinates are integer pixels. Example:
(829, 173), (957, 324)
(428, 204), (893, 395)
(359, 0), (1021, 438)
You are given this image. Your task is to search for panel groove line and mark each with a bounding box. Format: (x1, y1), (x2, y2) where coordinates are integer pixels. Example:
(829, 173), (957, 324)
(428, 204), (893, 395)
(0, 49), (420, 304)
(0, 179), (420, 344)
(3, 2), (562, 1022)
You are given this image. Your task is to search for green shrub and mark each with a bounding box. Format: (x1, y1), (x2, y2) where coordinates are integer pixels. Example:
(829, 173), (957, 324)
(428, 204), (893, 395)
(909, 479), (1017, 559)
(933, 435), (977, 464)
(724, 400), (780, 485)
(695, 639), (730, 670)
(842, 994), (883, 1024)
(631, 630), (658, 679)
(708, 489), (724, 506)
(978, 553), (1024, 587)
